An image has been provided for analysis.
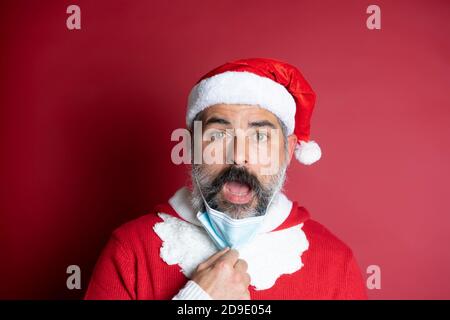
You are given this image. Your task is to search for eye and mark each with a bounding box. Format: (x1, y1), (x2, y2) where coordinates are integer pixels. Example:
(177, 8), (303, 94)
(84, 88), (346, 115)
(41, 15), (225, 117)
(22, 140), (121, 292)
(254, 131), (268, 142)
(210, 131), (226, 141)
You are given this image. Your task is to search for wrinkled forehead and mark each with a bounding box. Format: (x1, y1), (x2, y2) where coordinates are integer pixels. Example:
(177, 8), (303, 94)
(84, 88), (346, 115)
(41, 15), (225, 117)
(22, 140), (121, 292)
(196, 104), (282, 129)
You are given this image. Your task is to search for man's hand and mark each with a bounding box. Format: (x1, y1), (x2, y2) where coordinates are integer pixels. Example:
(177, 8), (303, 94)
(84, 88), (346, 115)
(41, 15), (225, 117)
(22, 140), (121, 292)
(191, 248), (251, 300)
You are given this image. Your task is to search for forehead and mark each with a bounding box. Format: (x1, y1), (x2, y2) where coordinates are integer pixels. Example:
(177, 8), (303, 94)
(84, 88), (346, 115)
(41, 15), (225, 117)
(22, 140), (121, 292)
(202, 104), (280, 123)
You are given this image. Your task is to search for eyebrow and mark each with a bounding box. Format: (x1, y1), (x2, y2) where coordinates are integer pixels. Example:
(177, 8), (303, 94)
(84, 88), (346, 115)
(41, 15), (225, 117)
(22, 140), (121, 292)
(204, 117), (231, 126)
(248, 120), (277, 129)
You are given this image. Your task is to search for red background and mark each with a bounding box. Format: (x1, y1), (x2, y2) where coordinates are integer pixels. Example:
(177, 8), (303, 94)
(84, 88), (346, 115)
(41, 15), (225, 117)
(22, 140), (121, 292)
(1, 0), (449, 299)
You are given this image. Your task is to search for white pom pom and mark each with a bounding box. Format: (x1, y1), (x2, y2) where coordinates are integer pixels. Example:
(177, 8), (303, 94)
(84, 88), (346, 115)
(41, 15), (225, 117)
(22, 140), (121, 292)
(295, 140), (322, 165)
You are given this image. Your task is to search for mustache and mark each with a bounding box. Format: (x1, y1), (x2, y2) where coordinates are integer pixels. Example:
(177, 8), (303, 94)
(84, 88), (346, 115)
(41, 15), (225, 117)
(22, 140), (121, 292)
(192, 163), (287, 218)
(205, 166), (265, 204)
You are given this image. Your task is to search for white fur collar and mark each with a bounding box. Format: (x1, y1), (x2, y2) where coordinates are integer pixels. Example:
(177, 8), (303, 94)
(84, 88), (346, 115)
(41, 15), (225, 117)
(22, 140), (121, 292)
(153, 187), (309, 291)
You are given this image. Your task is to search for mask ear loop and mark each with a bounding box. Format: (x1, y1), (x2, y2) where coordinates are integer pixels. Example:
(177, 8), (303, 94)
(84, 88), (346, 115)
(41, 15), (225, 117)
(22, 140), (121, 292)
(193, 174), (231, 248)
(264, 189), (277, 214)
(193, 174), (213, 212)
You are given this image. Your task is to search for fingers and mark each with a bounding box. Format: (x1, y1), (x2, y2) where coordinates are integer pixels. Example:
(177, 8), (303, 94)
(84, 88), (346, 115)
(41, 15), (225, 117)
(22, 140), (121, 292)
(234, 259), (248, 273)
(217, 248), (240, 265)
(234, 259), (251, 288)
(198, 247), (230, 270)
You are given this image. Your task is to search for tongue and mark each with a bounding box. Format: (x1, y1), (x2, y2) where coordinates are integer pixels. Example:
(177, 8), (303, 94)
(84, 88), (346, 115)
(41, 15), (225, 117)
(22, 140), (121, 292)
(226, 181), (250, 195)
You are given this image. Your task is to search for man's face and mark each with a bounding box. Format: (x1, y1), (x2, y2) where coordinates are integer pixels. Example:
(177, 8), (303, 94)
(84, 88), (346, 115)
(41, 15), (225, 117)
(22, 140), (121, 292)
(191, 104), (298, 219)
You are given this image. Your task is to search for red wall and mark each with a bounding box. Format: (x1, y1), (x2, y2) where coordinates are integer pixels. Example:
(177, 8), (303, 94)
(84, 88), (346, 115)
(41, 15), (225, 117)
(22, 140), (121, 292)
(1, 0), (449, 299)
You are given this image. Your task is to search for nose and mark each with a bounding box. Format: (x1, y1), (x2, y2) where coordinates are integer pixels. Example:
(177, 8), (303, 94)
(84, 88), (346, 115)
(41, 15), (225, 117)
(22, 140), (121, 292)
(230, 131), (248, 166)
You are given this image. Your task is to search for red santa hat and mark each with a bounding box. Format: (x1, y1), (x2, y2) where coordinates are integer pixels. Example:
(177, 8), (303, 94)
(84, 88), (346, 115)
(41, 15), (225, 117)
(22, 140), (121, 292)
(186, 57), (321, 165)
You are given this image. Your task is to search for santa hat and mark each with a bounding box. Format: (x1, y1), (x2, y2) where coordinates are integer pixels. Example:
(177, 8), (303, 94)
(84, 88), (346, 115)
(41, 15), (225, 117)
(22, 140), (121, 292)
(186, 57), (321, 165)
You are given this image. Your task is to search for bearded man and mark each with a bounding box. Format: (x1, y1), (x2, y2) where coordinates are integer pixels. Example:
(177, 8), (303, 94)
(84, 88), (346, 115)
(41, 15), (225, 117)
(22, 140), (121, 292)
(85, 58), (367, 300)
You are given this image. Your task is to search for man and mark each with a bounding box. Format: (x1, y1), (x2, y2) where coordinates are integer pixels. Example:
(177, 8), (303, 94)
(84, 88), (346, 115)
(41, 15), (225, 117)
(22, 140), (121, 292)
(85, 58), (367, 300)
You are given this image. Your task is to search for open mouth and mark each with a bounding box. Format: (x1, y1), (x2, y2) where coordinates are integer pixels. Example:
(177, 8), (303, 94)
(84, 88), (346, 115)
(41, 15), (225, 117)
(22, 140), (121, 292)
(222, 181), (254, 204)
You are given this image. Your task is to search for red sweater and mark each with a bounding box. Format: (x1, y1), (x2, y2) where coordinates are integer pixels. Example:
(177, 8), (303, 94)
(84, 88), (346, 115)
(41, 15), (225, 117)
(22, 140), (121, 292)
(85, 200), (367, 300)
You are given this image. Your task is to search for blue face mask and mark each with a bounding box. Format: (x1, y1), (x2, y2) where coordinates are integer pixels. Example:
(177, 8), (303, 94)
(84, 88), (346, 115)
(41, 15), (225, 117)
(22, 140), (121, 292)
(194, 177), (275, 250)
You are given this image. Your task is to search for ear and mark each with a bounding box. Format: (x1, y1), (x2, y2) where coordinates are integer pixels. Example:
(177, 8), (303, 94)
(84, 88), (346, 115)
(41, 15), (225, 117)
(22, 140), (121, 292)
(286, 134), (298, 165)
